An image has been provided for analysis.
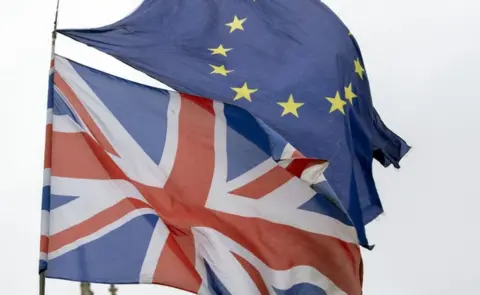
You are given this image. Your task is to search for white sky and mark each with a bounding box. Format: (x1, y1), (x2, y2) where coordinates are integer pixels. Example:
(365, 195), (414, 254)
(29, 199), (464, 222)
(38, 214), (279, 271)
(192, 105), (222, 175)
(1, 0), (479, 294)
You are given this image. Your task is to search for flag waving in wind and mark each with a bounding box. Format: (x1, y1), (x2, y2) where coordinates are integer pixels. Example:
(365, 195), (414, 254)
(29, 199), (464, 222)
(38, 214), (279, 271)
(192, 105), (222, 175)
(40, 55), (362, 295)
(60, 0), (410, 246)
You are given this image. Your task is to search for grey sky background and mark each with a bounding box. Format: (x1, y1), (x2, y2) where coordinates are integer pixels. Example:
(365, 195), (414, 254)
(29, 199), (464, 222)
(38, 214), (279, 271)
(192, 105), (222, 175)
(1, 0), (479, 294)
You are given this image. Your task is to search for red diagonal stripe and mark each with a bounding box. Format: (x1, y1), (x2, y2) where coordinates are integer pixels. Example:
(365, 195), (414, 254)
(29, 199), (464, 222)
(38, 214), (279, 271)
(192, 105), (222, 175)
(48, 197), (152, 253)
(230, 166), (293, 199)
(233, 252), (269, 295)
(54, 73), (119, 157)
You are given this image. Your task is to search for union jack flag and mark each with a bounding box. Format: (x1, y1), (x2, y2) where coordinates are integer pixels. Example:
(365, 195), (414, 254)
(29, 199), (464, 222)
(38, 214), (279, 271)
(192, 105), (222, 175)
(40, 55), (363, 295)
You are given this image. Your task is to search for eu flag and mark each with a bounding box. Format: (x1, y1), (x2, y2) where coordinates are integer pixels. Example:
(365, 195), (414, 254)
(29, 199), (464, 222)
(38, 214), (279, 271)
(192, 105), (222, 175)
(59, 0), (410, 246)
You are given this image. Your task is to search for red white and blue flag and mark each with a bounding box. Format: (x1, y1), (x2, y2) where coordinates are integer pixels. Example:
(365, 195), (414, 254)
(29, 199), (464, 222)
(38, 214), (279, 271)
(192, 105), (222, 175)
(40, 55), (363, 295)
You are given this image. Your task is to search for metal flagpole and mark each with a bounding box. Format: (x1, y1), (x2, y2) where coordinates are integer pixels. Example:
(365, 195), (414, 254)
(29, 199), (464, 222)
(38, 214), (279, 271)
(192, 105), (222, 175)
(39, 271), (46, 295)
(39, 1), (61, 294)
(51, 0), (60, 55)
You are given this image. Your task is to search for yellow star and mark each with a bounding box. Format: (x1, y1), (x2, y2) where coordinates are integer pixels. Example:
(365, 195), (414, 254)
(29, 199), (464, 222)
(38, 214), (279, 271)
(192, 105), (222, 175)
(209, 45), (233, 57)
(344, 83), (357, 104)
(325, 91), (347, 115)
(231, 82), (257, 101)
(209, 64), (233, 76)
(277, 94), (304, 118)
(226, 16), (247, 33)
(354, 58), (365, 80)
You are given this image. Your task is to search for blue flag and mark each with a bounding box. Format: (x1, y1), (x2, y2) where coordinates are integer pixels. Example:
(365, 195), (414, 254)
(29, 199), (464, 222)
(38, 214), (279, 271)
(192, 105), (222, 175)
(59, 0), (409, 246)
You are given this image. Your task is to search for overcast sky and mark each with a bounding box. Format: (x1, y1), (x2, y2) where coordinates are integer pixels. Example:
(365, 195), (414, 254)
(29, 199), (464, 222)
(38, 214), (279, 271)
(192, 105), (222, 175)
(1, 0), (479, 294)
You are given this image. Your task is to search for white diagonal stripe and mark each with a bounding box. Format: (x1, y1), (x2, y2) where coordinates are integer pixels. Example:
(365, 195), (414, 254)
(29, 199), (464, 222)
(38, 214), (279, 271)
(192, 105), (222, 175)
(208, 174), (357, 244)
(55, 56), (164, 187)
(280, 143), (296, 160)
(48, 208), (156, 260)
(49, 177), (147, 235)
(52, 115), (82, 133)
(139, 220), (170, 283)
(224, 159), (277, 192)
(157, 91), (181, 186)
(300, 162), (329, 185)
(192, 227), (262, 295)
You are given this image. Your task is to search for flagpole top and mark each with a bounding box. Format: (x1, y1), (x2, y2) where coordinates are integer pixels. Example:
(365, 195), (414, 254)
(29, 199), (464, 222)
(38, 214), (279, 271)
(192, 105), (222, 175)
(51, 0), (60, 52)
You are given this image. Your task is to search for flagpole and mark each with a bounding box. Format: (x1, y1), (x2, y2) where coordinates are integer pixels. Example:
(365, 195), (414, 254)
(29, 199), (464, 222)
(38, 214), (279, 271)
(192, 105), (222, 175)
(39, 271), (46, 295)
(51, 0), (60, 56)
(39, 1), (61, 294)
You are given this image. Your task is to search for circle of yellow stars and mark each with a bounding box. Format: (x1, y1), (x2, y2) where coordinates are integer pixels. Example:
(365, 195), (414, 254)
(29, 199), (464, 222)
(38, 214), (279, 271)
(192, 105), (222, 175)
(208, 12), (366, 118)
